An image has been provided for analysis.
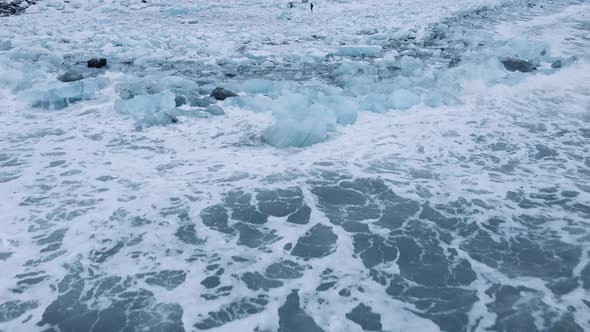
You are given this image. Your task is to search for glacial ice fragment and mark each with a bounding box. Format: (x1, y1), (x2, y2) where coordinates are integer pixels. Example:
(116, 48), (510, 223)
(115, 92), (178, 127)
(500, 58), (536, 73)
(391, 89), (420, 110)
(240, 79), (275, 94)
(204, 105), (225, 116)
(21, 78), (109, 110)
(210, 87), (238, 101)
(334, 45), (383, 58)
(57, 69), (84, 83)
(262, 117), (328, 148)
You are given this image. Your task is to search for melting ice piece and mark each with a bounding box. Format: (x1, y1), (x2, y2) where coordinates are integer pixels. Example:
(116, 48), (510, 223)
(550, 56), (577, 69)
(334, 45), (383, 58)
(155, 76), (199, 93)
(399, 56), (424, 76)
(317, 95), (358, 125)
(0, 66), (33, 92)
(115, 76), (151, 100)
(391, 89), (421, 110)
(261, 91), (347, 148)
(163, 7), (192, 16)
(204, 105), (225, 116)
(240, 79), (275, 94)
(496, 39), (549, 62)
(115, 92), (177, 127)
(115, 75), (199, 100)
(21, 78), (109, 110)
(262, 117), (329, 148)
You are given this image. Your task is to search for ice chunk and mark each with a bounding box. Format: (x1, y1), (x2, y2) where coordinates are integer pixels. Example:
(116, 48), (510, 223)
(424, 90), (458, 108)
(37, 54), (64, 68)
(550, 56), (577, 69)
(456, 58), (507, 85)
(204, 105), (225, 116)
(240, 79), (275, 94)
(155, 76), (199, 93)
(262, 117), (329, 148)
(277, 10), (290, 20)
(317, 95), (358, 125)
(21, 78), (109, 110)
(188, 96), (213, 108)
(270, 93), (310, 118)
(115, 75), (199, 101)
(399, 56), (424, 76)
(0, 40), (12, 51)
(0, 53), (38, 91)
(335, 60), (366, 78)
(334, 45), (382, 58)
(224, 95), (273, 113)
(496, 39), (549, 62)
(163, 7), (192, 16)
(391, 89), (420, 110)
(115, 92), (177, 127)
(360, 94), (390, 113)
(0, 64), (33, 92)
(248, 88), (360, 147)
(115, 76), (151, 100)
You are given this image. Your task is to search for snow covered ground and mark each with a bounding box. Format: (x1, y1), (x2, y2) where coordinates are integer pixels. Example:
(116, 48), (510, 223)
(0, 0), (589, 331)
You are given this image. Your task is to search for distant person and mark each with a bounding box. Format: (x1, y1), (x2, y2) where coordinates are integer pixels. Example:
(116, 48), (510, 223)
(310, 3), (314, 12)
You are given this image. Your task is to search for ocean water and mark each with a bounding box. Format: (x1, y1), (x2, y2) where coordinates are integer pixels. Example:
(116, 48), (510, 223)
(0, 0), (589, 331)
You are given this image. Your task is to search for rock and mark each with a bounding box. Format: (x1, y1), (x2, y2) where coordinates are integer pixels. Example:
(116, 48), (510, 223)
(449, 57), (461, 68)
(210, 87), (238, 101)
(57, 69), (84, 83)
(500, 58), (536, 73)
(204, 105), (225, 116)
(551, 60), (562, 69)
(359, 29), (378, 36)
(188, 96), (213, 107)
(0, 2), (20, 16)
(0, 40), (12, 51)
(174, 95), (187, 107)
(87, 58), (108, 68)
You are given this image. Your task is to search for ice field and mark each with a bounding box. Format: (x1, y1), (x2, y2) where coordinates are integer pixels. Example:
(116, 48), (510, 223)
(0, 0), (589, 331)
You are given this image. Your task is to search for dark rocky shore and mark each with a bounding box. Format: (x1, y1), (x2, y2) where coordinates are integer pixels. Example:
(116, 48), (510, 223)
(0, 0), (37, 16)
